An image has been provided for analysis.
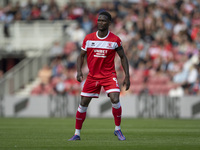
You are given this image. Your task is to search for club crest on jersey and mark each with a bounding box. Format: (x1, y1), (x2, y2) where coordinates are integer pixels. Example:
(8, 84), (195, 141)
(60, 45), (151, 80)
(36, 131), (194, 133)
(107, 42), (113, 48)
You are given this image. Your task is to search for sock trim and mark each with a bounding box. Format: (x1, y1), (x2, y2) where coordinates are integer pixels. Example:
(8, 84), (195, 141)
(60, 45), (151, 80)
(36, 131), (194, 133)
(78, 104), (88, 113)
(112, 102), (121, 109)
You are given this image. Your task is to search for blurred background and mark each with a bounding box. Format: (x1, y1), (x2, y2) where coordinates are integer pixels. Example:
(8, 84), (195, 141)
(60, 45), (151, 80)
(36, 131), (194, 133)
(0, 0), (200, 118)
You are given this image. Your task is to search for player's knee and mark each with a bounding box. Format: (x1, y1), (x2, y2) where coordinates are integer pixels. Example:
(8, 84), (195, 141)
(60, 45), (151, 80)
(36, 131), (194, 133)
(109, 93), (120, 104)
(110, 97), (119, 104)
(112, 99), (119, 104)
(80, 101), (89, 107)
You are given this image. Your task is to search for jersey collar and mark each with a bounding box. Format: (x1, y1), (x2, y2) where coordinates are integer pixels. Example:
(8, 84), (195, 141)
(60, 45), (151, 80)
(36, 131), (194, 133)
(96, 31), (110, 39)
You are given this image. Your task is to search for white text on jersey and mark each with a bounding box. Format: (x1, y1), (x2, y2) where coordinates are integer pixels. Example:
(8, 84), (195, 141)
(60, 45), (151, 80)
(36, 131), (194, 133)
(94, 49), (108, 58)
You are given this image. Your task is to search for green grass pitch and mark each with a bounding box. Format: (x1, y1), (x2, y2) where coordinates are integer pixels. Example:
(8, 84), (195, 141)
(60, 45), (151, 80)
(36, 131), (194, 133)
(0, 118), (200, 150)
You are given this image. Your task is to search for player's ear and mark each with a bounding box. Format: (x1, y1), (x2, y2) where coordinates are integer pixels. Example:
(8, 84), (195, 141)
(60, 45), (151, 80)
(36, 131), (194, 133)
(108, 20), (111, 26)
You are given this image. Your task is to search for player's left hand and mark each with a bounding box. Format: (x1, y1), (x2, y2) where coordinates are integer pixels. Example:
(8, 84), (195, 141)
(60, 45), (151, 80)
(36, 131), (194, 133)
(123, 76), (130, 91)
(76, 71), (83, 82)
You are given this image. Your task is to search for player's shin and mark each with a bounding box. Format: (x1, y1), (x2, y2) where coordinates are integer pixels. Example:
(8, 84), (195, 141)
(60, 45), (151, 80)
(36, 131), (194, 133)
(74, 104), (87, 135)
(112, 102), (122, 130)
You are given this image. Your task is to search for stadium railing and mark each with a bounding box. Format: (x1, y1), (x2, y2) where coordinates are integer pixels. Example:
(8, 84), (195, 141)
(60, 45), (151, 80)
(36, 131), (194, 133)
(0, 20), (76, 98)
(0, 49), (48, 96)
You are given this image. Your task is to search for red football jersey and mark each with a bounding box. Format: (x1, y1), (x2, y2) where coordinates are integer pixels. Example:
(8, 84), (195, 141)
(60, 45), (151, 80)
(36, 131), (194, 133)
(81, 31), (122, 78)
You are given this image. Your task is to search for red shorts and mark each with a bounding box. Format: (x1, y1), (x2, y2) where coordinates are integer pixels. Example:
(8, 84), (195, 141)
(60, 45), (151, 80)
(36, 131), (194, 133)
(81, 75), (120, 98)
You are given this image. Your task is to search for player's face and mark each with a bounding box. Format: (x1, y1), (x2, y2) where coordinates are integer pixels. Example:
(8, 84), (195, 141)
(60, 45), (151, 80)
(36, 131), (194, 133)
(97, 15), (110, 31)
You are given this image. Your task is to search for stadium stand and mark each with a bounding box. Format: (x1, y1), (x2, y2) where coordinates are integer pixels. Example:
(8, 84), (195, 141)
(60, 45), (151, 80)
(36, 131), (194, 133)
(0, 0), (200, 97)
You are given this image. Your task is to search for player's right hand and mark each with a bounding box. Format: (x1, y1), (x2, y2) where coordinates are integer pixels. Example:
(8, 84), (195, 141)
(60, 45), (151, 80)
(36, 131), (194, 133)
(123, 76), (130, 91)
(76, 72), (83, 82)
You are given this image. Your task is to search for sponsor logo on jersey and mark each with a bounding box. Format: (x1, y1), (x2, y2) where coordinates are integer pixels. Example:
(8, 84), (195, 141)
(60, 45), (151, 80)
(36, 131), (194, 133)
(94, 49), (108, 58)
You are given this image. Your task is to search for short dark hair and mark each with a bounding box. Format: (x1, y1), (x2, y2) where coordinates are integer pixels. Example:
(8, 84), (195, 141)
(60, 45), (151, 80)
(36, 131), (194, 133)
(99, 11), (112, 21)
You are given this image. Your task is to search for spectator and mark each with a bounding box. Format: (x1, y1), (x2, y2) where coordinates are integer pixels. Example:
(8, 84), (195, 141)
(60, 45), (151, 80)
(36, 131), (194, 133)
(1, 9), (14, 37)
(38, 65), (52, 85)
(20, 3), (31, 20)
(30, 5), (41, 20)
(66, 22), (86, 47)
(81, 14), (93, 34)
(49, 41), (63, 61)
(50, 57), (65, 77)
(31, 83), (54, 95)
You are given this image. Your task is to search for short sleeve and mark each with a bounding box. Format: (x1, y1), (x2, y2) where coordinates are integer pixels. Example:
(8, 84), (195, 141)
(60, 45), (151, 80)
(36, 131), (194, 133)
(114, 36), (122, 49)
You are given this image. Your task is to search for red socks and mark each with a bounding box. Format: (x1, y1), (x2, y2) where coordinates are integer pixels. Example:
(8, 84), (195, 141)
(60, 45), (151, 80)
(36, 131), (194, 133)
(75, 103), (122, 130)
(112, 104), (122, 126)
(75, 111), (86, 129)
(75, 105), (87, 130)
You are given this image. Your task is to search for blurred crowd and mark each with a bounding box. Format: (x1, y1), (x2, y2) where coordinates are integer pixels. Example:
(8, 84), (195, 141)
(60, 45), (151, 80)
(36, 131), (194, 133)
(1, 0), (200, 96)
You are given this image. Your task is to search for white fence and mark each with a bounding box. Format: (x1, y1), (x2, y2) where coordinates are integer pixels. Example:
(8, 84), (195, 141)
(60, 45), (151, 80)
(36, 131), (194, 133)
(1, 94), (200, 119)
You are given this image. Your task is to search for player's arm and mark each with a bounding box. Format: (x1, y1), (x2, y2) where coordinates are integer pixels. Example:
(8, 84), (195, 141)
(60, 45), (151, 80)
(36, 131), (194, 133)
(77, 50), (87, 82)
(116, 46), (130, 91)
